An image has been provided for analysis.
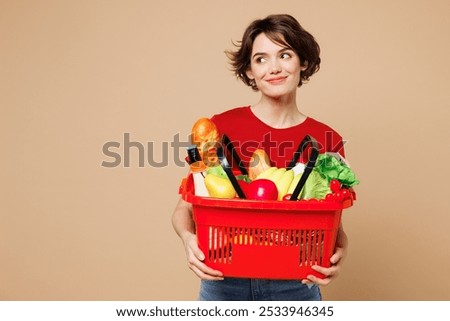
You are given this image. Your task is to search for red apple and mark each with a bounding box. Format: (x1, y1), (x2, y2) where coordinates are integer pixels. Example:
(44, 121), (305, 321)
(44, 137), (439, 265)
(246, 179), (278, 200)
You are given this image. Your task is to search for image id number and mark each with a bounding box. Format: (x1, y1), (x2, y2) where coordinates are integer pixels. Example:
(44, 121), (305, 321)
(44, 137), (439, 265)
(258, 305), (334, 317)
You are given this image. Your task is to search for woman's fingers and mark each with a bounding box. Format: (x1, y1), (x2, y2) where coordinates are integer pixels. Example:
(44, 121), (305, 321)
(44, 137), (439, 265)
(189, 262), (224, 281)
(301, 248), (345, 286)
(185, 237), (223, 280)
(187, 254), (224, 280)
(330, 246), (346, 265)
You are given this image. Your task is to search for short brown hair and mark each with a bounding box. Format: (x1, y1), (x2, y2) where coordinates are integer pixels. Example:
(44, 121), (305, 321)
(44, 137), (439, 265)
(226, 14), (321, 91)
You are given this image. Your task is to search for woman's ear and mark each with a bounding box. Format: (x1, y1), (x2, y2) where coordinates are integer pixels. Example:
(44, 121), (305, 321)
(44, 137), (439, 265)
(246, 69), (254, 80)
(300, 61), (308, 71)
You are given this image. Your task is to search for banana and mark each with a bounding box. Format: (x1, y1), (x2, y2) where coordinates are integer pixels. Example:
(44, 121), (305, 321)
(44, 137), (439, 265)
(255, 166), (277, 180)
(287, 173), (302, 199)
(268, 167), (286, 184)
(276, 169), (294, 200)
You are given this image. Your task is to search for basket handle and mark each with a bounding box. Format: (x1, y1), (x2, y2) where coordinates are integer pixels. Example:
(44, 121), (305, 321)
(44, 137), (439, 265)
(221, 134), (248, 175)
(216, 144), (247, 199)
(287, 135), (320, 201)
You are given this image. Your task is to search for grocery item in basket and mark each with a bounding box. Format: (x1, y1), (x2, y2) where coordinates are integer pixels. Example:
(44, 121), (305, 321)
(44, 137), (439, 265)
(314, 153), (359, 187)
(191, 117), (220, 166)
(190, 161), (209, 197)
(254, 166), (295, 201)
(245, 179), (278, 200)
(275, 169), (294, 200)
(204, 173), (236, 199)
(248, 149), (272, 180)
(206, 164), (228, 178)
(186, 144), (202, 164)
(300, 169), (331, 200)
(255, 166), (277, 179)
(287, 173), (302, 195)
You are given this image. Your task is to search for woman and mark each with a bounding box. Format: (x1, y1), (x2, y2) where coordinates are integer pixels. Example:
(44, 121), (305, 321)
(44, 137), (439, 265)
(172, 14), (348, 301)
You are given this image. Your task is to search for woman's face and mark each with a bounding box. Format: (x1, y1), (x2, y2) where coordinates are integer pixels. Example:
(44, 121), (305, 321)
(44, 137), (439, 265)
(246, 33), (305, 99)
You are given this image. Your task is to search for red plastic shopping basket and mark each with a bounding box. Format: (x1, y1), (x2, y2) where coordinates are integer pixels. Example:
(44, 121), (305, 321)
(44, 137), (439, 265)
(179, 135), (355, 280)
(180, 175), (354, 280)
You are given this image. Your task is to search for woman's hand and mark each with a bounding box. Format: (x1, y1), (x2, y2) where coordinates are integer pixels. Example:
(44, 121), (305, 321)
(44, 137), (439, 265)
(182, 231), (224, 281)
(172, 198), (223, 281)
(302, 225), (348, 286)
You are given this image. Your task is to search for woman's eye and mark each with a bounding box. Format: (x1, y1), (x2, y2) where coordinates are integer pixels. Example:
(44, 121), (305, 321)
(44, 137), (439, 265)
(255, 57), (267, 63)
(281, 52), (291, 59)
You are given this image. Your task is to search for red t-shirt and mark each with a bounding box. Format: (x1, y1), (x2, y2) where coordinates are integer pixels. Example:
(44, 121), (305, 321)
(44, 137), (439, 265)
(211, 106), (345, 169)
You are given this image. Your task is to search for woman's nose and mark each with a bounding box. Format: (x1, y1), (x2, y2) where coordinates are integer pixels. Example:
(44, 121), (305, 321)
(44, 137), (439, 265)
(270, 60), (282, 73)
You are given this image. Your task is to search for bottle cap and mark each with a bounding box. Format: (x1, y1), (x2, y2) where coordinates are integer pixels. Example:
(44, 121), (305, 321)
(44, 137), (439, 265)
(190, 161), (206, 173)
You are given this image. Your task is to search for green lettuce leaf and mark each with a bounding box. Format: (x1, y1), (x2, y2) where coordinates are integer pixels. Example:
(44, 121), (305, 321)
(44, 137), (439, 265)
(300, 170), (331, 200)
(314, 154), (359, 187)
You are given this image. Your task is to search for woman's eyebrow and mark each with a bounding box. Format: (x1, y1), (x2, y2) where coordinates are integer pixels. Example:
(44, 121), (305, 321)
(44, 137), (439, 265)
(252, 52), (266, 59)
(252, 48), (292, 59)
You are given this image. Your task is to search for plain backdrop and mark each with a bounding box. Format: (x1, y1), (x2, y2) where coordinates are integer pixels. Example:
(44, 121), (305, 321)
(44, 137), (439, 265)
(1, 0), (449, 300)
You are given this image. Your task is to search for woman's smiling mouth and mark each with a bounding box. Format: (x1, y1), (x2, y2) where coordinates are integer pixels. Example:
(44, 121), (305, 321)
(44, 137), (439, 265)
(266, 76), (288, 84)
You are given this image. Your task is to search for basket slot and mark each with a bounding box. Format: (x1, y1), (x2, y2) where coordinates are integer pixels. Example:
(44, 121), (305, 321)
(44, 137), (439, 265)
(317, 230), (324, 266)
(273, 229), (278, 246)
(258, 228), (264, 246)
(255, 228), (262, 246)
(300, 230), (306, 266)
(266, 229), (271, 246)
(283, 230), (289, 247)
(276, 230), (282, 246)
(223, 227), (231, 263)
(267, 229), (273, 246)
(311, 230), (317, 265)
(292, 229), (300, 247)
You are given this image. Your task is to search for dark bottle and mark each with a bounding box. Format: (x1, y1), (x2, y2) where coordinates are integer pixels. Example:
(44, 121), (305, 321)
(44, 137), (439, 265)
(186, 145), (202, 164)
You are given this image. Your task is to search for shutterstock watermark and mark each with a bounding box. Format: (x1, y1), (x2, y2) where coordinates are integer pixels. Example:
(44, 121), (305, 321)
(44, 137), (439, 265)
(101, 133), (191, 168)
(100, 132), (345, 168)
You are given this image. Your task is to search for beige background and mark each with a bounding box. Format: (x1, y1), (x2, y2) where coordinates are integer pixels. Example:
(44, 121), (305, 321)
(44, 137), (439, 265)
(1, 0), (449, 300)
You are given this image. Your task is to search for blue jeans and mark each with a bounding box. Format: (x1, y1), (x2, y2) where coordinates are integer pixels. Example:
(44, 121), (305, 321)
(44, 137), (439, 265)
(199, 278), (321, 301)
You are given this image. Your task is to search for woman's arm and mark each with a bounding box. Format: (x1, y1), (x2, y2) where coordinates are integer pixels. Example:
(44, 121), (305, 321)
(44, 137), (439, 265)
(172, 197), (224, 280)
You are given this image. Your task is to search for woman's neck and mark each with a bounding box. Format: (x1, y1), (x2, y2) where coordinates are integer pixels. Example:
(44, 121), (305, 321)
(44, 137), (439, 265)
(250, 95), (307, 129)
